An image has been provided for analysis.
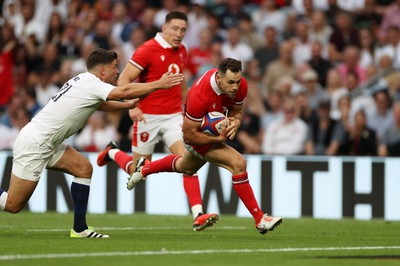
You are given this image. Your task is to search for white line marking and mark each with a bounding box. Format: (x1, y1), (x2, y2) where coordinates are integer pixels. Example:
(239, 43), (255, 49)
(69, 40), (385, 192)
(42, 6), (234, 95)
(27, 226), (247, 232)
(1, 246), (400, 261)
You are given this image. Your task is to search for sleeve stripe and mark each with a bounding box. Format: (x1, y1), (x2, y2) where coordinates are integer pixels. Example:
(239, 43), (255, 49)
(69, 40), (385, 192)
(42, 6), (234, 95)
(129, 60), (144, 70)
(185, 112), (203, 122)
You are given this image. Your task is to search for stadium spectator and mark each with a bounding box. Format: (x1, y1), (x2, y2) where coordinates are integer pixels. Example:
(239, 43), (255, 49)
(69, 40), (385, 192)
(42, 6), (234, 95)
(325, 68), (344, 97)
(74, 111), (118, 152)
(221, 25), (254, 70)
(153, 0), (178, 29)
(291, 20), (313, 66)
(300, 68), (328, 110)
(367, 88), (393, 142)
(205, 11), (227, 43)
(309, 10), (333, 47)
(0, 93), (23, 128)
(126, 0), (147, 22)
(378, 0), (400, 42)
(97, 12), (216, 232)
(353, 0), (383, 30)
(294, 89), (318, 124)
(378, 100), (400, 156)
(0, 48), (183, 238)
(33, 0), (68, 27)
(125, 58), (283, 234)
(341, 109), (378, 156)
(85, 19), (117, 50)
(0, 22), (17, 112)
(336, 45), (367, 85)
(2, 0), (20, 27)
(217, 0), (247, 29)
(0, 108), (29, 150)
(261, 89), (284, 131)
(238, 13), (263, 52)
(262, 97), (308, 155)
(251, 0), (287, 36)
(58, 23), (81, 60)
(263, 41), (296, 94)
(70, 41), (96, 77)
(358, 27), (377, 68)
(33, 67), (60, 107)
(254, 26), (279, 76)
(120, 27), (147, 67)
(110, 1), (135, 45)
(139, 7), (161, 41)
(328, 11), (359, 62)
(185, 28), (213, 82)
(13, 1), (45, 44)
(308, 41), (333, 87)
(44, 12), (64, 45)
(375, 25), (400, 69)
(184, 0), (208, 49)
(304, 99), (346, 155)
(291, 0), (329, 16)
(19, 87), (42, 118)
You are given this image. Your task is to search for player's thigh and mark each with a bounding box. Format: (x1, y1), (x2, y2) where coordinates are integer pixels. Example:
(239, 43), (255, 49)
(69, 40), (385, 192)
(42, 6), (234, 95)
(48, 145), (92, 178)
(161, 113), (184, 154)
(176, 149), (207, 175)
(131, 115), (162, 156)
(6, 173), (38, 213)
(204, 143), (247, 175)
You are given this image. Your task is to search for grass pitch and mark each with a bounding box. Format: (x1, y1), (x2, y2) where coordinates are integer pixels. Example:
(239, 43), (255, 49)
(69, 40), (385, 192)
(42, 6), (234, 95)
(1, 212), (400, 266)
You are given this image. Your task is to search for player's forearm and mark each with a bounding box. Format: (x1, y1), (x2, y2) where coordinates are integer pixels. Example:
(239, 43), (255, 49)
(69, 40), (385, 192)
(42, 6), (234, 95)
(98, 100), (135, 111)
(122, 80), (161, 98)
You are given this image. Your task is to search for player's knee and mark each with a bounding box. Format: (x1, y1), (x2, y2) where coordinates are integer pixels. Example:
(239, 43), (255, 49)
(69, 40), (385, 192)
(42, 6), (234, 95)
(6, 202), (25, 213)
(232, 156), (247, 174)
(182, 169), (197, 176)
(78, 162), (93, 178)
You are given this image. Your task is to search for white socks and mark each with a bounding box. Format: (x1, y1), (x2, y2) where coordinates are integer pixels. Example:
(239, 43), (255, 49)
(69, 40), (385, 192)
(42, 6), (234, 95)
(191, 204), (203, 219)
(0, 191), (8, 211)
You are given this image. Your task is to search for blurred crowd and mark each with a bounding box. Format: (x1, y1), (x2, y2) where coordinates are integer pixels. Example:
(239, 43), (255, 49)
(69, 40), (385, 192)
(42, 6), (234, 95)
(1, 0), (400, 157)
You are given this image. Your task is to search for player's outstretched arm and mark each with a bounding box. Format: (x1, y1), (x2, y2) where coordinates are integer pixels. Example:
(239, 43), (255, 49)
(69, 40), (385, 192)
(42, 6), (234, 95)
(107, 72), (183, 101)
(98, 99), (140, 111)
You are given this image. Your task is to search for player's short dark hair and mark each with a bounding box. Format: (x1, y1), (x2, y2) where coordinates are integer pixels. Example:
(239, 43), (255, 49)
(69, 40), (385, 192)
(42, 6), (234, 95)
(165, 11), (187, 23)
(218, 58), (242, 75)
(86, 48), (118, 70)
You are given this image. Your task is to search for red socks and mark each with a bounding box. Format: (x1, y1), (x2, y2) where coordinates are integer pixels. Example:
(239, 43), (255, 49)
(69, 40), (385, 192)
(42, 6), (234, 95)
(183, 174), (202, 207)
(142, 154), (180, 176)
(232, 172), (264, 222)
(114, 151), (133, 174)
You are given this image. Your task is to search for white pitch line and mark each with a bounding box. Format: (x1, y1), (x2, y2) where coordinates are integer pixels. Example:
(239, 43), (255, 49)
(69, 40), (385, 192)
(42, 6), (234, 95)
(27, 226), (247, 232)
(1, 246), (400, 261)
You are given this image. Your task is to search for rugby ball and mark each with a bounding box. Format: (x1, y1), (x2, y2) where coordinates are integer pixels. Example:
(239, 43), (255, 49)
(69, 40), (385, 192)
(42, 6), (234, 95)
(200, 111), (227, 136)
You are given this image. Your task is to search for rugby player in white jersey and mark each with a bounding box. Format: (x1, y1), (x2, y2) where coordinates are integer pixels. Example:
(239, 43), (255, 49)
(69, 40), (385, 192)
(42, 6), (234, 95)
(0, 48), (183, 238)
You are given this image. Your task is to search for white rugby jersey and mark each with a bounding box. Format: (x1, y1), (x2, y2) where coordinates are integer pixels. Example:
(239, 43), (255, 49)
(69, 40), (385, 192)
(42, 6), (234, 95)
(27, 72), (114, 148)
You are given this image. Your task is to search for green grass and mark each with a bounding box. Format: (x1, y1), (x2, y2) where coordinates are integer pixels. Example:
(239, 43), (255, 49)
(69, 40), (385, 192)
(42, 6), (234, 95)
(1, 212), (400, 266)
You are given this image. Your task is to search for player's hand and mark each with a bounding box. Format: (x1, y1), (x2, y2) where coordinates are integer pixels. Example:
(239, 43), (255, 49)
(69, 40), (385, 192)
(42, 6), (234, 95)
(125, 99), (140, 109)
(129, 107), (146, 123)
(226, 117), (240, 140)
(159, 72), (184, 89)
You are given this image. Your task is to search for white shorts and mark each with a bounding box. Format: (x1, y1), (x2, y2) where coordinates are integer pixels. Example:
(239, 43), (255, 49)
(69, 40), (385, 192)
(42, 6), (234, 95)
(12, 127), (67, 181)
(132, 113), (183, 155)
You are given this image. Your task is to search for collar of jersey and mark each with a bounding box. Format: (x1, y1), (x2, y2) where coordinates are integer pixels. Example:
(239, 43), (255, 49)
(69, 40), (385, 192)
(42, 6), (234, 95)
(210, 71), (223, 95)
(155, 32), (172, 49)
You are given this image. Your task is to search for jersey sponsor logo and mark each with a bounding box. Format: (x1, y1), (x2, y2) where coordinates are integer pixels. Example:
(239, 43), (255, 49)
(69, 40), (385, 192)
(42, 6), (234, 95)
(168, 63), (180, 74)
(140, 132), (150, 143)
